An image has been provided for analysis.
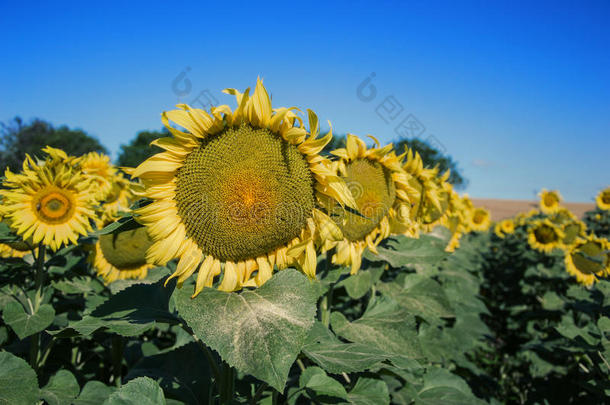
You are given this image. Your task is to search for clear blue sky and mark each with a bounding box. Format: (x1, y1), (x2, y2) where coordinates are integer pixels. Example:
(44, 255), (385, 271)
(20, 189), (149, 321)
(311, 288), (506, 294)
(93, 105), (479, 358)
(1, 1), (608, 202)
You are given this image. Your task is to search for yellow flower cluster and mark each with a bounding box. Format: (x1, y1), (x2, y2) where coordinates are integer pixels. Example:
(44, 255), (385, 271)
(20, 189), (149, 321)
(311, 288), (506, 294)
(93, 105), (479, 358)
(492, 187), (609, 286)
(0, 79), (491, 295)
(0, 146), (150, 283)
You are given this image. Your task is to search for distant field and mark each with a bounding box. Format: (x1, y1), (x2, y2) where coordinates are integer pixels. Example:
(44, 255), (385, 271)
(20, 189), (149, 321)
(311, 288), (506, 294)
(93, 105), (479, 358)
(471, 198), (595, 221)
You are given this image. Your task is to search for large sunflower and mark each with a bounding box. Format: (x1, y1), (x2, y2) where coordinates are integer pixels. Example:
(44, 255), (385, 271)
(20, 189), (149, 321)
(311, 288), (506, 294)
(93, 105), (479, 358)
(132, 79), (356, 296)
(328, 134), (413, 274)
(564, 235), (609, 286)
(596, 187), (610, 211)
(90, 227), (154, 283)
(527, 218), (564, 253)
(0, 153), (97, 251)
(539, 189), (562, 214)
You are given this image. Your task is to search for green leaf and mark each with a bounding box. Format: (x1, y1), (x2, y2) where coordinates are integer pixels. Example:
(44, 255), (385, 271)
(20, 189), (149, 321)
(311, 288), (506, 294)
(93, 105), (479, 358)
(414, 367), (485, 405)
(125, 342), (211, 404)
(96, 215), (143, 236)
(174, 269), (317, 391)
(302, 322), (389, 373)
(74, 381), (116, 405)
(338, 266), (384, 300)
(365, 235), (449, 269)
(0, 222), (23, 243)
(377, 274), (454, 320)
(2, 301), (55, 339)
(0, 351), (39, 405)
(102, 377), (165, 405)
(299, 366), (347, 399)
(53, 280), (178, 338)
(40, 369), (80, 405)
(330, 296), (422, 358)
(346, 377), (390, 405)
(52, 277), (105, 295)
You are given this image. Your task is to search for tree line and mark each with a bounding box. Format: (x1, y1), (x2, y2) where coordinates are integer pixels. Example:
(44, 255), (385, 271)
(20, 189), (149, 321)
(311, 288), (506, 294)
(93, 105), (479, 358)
(0, 117), (466, 188)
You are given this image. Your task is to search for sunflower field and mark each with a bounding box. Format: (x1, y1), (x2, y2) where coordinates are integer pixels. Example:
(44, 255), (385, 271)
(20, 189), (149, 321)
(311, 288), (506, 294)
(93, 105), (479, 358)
(0, 80), (609, 405)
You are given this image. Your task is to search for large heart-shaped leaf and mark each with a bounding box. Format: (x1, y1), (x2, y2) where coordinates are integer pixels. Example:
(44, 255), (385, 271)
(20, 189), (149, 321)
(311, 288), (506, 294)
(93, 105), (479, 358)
(365, 235), (449, 269)
(53, 280), (178, 338)
(330, 296), (422, 358)
(174, 269), (317, 391)
(40, 369), (80, 405)
(102, 377), (165, 405)
(302, 322), (389, 373)
(0, 351), (39, 405)
(377, 274), (454, 320)
(2, 301), (55, 339)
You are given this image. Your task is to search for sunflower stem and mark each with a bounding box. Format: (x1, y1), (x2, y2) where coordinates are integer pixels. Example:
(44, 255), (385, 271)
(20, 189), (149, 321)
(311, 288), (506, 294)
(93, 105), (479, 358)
(111, 335), (124, 387)
(29, 243), (45, 372)
(220, 362), (235, 404)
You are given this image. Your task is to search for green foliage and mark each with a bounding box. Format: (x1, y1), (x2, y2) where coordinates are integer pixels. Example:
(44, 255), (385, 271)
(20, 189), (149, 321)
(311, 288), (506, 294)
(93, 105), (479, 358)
(116, 129), (167, 168)
(0, 117), (107, 172)
(0, 351), (39, 405)
(174, 269), (318, 391)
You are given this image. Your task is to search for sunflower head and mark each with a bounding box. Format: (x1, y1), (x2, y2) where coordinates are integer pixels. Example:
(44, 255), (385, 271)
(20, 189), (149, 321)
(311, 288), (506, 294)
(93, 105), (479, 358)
(564, 235), (609, 286)
(494, 218), (515, 238)
(469, 207), (491, 232)
(78, 152), (117, 200)
(596, 187), (610, 211)
(561, 220), (586, 247)
(539, 189), (562, 214)
(0, 151), (97, 251)
(527, 219), (564, 253)
(133, 79), (356, 296)
(328, 134), (412, 274)
(91, 227), (154, 283)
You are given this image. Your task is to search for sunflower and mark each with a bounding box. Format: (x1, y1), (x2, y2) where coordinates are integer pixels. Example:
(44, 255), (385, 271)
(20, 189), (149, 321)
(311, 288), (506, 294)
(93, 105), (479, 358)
(132, 79), (356, 296)
(0, 152), (97, 251)
(90, 227), (154, 283)
(328, 134), (413, 274)
(539, 189), (562, 214)
(441, 192), (471, 252)
(77, 152), (117, 201)
(401, 149), (444, 234)
(0, 240), (34, 259)
(527, 219), (564, 253)
(99, 172), (137, 223)
(596, 187), (610, 211)
(494, 218), (515, 238)
(469, 207), (491, 232)
(564, 235), (610, 286)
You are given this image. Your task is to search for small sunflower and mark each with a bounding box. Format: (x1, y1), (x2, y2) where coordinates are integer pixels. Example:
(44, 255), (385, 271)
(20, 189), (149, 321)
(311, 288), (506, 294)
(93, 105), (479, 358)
(328, 134), (413, 274)
(494, 218), (515, 238)
(527, 219), (564, 253)
(440, 192), (471, 251)
(469, 207), (491, 232)
(132, 79), (356, 296)
(539, 189), (562, 214)
(0, 240), (34, 259)
(78, 152), (117, 201)
(90, 227), (154, 283)
(564, 235), (610, 286)
(561, 220), (587, 247)
(596, 187), (610, 211)
(401, 149), (444, 234)
(99, 172), (137, 223)
(0, 152), (97, 251)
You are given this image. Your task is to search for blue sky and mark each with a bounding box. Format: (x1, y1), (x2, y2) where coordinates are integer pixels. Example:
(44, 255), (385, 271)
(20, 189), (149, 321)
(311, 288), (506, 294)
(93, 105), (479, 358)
(1, 1), (608, 202)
